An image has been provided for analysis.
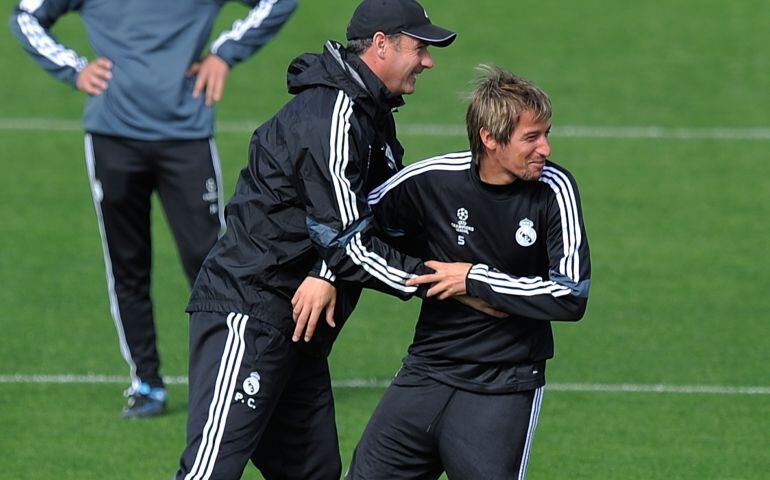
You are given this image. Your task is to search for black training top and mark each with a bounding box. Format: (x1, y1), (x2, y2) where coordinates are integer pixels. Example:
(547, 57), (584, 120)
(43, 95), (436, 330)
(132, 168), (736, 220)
(368, 151), (591, 393)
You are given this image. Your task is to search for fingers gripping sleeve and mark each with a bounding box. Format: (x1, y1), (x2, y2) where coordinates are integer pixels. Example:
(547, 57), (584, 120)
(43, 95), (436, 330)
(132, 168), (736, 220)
(300, 92), (428, 299)
(466, 166), (591, 321)
(210, 0), (298, 67)
(9, 0), (87, 87)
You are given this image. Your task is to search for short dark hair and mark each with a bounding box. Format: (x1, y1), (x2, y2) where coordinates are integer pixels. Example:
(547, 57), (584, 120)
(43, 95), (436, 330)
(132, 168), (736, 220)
(346, 38), (372, 55)
(346, 34), (403, 56)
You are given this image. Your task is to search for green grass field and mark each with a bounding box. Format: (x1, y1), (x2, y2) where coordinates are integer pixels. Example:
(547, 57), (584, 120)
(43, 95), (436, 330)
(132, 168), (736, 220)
(2, 0), (769, 478)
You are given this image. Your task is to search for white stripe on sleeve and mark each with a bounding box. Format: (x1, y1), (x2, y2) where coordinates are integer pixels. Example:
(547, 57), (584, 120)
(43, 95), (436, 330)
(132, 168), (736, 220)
(468, 264), (572, 297)
(20, 0), (44, 13)
(368, 152), (472, 204)
(319, 261), (336, 282)
(329, 92), (354, 227)
(324, 91), (417, 292)
(16, 12), (87, 71)
(344, 234), (416, 292)
(211, 0), (279, 54)
(540, 166), (582, 281)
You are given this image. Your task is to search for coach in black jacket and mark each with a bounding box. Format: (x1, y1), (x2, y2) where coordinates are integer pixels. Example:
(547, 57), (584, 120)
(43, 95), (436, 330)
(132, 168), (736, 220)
(175, 1), (456, 479)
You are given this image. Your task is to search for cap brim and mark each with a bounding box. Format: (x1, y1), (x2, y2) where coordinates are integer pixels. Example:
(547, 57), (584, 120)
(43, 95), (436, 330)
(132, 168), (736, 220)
(401, 24), (457, 47)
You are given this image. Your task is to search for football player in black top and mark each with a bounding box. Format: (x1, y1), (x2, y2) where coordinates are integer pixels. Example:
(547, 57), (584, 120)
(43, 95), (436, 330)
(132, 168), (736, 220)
(339, 66), (591, 479)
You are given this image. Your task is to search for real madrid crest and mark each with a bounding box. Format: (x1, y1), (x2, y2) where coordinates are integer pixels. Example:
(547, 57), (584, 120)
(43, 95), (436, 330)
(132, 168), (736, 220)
(515, 218), (537, 247)
(243, 371), (261, 396)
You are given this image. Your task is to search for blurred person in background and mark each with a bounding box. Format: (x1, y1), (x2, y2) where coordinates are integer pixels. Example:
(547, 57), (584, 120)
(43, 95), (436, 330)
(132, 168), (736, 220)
(9, 0), (298, 419)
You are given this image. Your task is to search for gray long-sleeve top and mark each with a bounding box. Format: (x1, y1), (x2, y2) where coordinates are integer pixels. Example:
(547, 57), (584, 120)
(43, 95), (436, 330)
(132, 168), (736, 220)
(9, 0), (298, 140)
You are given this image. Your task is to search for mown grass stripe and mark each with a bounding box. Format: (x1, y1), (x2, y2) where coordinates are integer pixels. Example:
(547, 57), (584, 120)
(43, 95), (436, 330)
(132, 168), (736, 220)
(1, 374), (768, 395)
(2, 118), (770, 140)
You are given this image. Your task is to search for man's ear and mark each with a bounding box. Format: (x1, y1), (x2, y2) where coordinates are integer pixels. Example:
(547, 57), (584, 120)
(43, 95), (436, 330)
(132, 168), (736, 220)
(372, 31), (388, 59)
(480, 128), (498, 152)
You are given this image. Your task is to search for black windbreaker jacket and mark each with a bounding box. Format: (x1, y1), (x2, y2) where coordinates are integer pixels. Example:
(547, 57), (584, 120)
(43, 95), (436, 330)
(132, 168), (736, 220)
(188, 41), (429, 354)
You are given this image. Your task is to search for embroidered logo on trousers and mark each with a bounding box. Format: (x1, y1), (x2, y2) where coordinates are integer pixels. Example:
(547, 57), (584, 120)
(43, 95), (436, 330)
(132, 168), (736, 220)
(243, 372), (261, 395)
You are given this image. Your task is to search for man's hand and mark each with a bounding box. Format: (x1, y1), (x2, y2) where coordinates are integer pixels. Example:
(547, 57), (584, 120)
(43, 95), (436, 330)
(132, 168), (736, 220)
(406, 260), (472, 299)
(291, 277), (337, 343)
(187, 54), (229, 106)
(76, 57), (112, 95)
(453, 295), (508, 318)
(406, 261), (508, 318)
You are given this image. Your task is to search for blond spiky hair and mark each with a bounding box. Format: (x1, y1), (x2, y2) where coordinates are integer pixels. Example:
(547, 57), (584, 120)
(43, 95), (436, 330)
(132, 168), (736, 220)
(466, 65), (552, 159)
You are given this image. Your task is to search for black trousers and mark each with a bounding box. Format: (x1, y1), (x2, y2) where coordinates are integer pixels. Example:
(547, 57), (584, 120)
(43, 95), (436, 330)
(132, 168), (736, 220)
(84, 133), (224, 388)
(347, 369), (545, 480)
(175, 311), (342, 480)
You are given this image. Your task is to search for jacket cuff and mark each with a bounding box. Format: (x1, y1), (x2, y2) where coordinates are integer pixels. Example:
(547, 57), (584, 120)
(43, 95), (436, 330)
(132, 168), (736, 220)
(308, 272), (336, 286)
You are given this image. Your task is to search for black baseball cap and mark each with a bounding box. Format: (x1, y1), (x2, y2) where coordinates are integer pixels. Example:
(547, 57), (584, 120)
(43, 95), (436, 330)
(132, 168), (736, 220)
(346, 0), (457, 47)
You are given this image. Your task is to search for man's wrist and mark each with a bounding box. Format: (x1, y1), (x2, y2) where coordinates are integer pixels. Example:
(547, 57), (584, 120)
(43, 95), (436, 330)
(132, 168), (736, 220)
(308, 272), (336, 286)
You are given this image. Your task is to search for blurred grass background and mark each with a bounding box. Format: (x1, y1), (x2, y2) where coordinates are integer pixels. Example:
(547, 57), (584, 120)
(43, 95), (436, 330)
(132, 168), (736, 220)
(1, 0), (768, 478)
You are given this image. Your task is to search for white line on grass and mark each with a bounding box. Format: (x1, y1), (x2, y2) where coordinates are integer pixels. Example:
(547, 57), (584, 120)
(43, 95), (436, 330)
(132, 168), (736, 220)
(1, 374), (769, 395)
(2, 118), (770, 140)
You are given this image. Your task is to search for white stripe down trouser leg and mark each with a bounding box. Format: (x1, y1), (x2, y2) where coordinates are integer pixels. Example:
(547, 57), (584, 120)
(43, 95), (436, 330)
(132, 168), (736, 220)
(84, 133), (139, 389)
(184, 312), (249, 480)
(517, 386), (544, 480)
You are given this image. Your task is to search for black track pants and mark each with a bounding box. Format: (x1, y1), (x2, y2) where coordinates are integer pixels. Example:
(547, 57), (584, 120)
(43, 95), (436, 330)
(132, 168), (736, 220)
(84, 133), (224, 388)
(175, 311), (342, 480)
(347, 369), (544, 480)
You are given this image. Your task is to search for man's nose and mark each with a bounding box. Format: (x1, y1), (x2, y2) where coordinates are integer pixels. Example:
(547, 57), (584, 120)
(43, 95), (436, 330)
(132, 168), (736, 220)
(538, 137), (551, 157)
(422, 50), (434, 69)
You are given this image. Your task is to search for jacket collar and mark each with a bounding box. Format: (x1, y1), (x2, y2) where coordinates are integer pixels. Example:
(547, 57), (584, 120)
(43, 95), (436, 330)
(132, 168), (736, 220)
(323, 41), (405, 116)
(287, 41), (404, 120)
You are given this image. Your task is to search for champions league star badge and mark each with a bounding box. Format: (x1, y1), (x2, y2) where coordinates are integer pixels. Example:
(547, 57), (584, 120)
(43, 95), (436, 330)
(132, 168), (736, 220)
(515, 218), (537, 247)
(451, 207), (475, 246)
